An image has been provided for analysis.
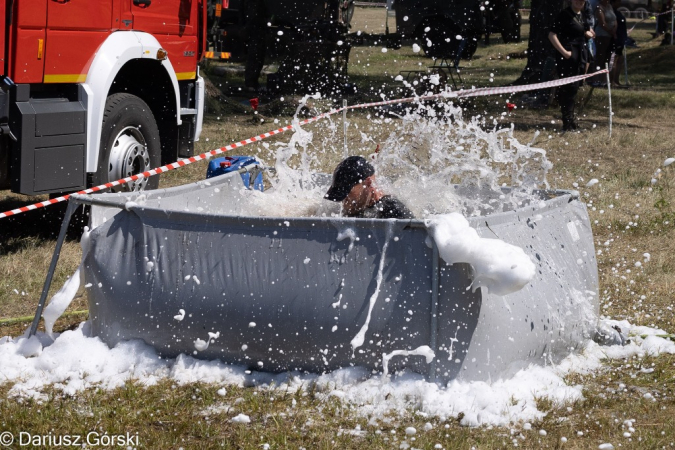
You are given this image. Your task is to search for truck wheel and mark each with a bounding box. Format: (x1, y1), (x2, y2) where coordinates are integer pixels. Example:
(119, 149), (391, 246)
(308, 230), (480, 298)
(93, 93), (161, 192)
(634, 7), (648, 19)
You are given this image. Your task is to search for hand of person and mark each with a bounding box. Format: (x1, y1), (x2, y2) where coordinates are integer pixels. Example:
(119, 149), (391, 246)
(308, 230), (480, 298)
(563, 49), (572, 59)
(585, 30), (595, 39)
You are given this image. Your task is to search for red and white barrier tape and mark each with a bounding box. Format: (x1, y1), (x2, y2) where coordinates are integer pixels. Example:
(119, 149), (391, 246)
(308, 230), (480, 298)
(0, 69), (608, 220)
(0, 113), (328, 220)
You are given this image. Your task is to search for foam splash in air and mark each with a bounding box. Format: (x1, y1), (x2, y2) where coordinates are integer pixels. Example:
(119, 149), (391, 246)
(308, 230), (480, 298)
(245, 93), (551, 220)
(194, 332), (220, 352)
(425, 213), (536, 296)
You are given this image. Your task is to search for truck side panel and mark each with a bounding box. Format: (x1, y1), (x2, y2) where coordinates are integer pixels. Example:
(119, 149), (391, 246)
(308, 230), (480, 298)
(43, 31), (111, 83)
(16, 0), (47, 28)
(47, 0), (114, 30)
(8, 1), (47, 83)
(155, 35), (199, 79)
(131, 0), (199, 79)
(10, 29), (45, 83)
(44, 0), (114, 83)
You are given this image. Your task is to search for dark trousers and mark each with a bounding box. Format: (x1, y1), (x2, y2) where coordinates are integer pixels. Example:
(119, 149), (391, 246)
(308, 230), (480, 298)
(556, 49), (584, 128)
(591, 36), (613, 81)
(244, 0), (268, 89)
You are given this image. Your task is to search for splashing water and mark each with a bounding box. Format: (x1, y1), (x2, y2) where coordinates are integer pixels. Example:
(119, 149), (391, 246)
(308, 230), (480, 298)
(247, 95), (552, 219)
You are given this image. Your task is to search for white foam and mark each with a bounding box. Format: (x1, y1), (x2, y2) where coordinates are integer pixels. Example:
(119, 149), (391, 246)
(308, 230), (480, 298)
(43, 227), (91, 339)
(241, 96), (551, 220)
(336, 228), (357, 252)
(194, 332), (220, 352)
(1, 319), (673, 425)
(382, 346), (435, 378)
(425, 213), (535, 296)
(350, 222), (394, 353)
(174, 309), (186, 321)
(231, 414), (251, 423)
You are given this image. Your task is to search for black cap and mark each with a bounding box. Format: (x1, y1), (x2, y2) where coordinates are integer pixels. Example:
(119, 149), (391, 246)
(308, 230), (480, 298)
(324, 156), (375, 202)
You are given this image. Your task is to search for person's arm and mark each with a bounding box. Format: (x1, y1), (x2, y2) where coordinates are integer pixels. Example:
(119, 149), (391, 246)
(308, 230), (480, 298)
(596, 7), (611, 34)
(548, 32), (572, 59)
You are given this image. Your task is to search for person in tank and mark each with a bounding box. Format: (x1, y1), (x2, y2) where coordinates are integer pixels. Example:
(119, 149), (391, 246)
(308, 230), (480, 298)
(548, 0), (594, 132)
(324, 156), (414, 219)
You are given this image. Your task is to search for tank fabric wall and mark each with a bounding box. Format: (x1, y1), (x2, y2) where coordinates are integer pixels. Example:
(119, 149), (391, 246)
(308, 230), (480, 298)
(463, 195), (599, 381)
(76, 171), (598, 383)
(80, 172), (482, 381)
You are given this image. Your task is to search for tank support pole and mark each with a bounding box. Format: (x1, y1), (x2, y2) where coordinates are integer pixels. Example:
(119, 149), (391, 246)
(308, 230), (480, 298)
(342, 99), (348, 158)
(606, 63), (612, 138)
(428, 242), (440, 381)
(29, 200), (79, 337)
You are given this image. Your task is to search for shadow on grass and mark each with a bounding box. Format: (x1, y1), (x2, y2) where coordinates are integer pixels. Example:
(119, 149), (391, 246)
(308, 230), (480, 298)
(629, 45), (675, 75)
(0, 197), (87, 256)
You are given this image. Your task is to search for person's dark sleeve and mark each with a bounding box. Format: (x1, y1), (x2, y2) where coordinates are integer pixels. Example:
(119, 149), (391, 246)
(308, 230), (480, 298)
(616, 12), (627, 44)
(582, 3), (594, 30)
(550, 11), (565, 36)
(378, 197), (414, 219)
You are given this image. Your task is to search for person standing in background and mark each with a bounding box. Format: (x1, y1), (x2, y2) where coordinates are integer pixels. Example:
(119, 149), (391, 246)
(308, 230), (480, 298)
(548, 0), (593, 132)
(244, 0), (269, 92)
(582, 0), (597, 68)
(591, 0), (617, 84)
(610, 0), (627, 86)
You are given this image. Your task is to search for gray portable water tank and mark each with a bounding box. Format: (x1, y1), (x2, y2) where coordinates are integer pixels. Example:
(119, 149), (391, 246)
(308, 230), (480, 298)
(75, 167), (598, 383)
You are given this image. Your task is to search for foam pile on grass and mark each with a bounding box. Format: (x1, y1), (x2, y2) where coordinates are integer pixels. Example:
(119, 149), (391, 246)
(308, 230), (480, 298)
(1, 319), (673, 427)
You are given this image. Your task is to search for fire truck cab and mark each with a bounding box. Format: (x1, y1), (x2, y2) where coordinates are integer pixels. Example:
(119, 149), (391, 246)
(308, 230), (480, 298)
(0, 0), (206, 195)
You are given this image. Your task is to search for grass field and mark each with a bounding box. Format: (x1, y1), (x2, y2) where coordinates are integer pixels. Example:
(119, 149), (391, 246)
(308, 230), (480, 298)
(2, 7), (675, 449)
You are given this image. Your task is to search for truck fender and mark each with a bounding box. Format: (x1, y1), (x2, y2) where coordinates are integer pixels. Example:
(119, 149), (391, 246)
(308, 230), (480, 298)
(80, 31), (182, 173)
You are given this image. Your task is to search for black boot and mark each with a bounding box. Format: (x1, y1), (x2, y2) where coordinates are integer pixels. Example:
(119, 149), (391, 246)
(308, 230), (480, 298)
(561, 103), (574, 132)
(562, 115), (574, 132)
(569, 111), (586, 131)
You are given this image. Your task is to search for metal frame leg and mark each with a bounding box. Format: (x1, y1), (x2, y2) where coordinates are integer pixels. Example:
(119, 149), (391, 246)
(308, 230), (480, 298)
(29, 200), (79, 337)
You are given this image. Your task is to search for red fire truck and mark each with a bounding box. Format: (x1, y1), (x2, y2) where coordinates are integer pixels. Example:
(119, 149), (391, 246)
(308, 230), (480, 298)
(0, 0), (206, 195)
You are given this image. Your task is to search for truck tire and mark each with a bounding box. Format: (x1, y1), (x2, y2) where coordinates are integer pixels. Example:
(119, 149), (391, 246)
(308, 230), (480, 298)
(634, 7), (648, 19)
(93, 93), (161, 192)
